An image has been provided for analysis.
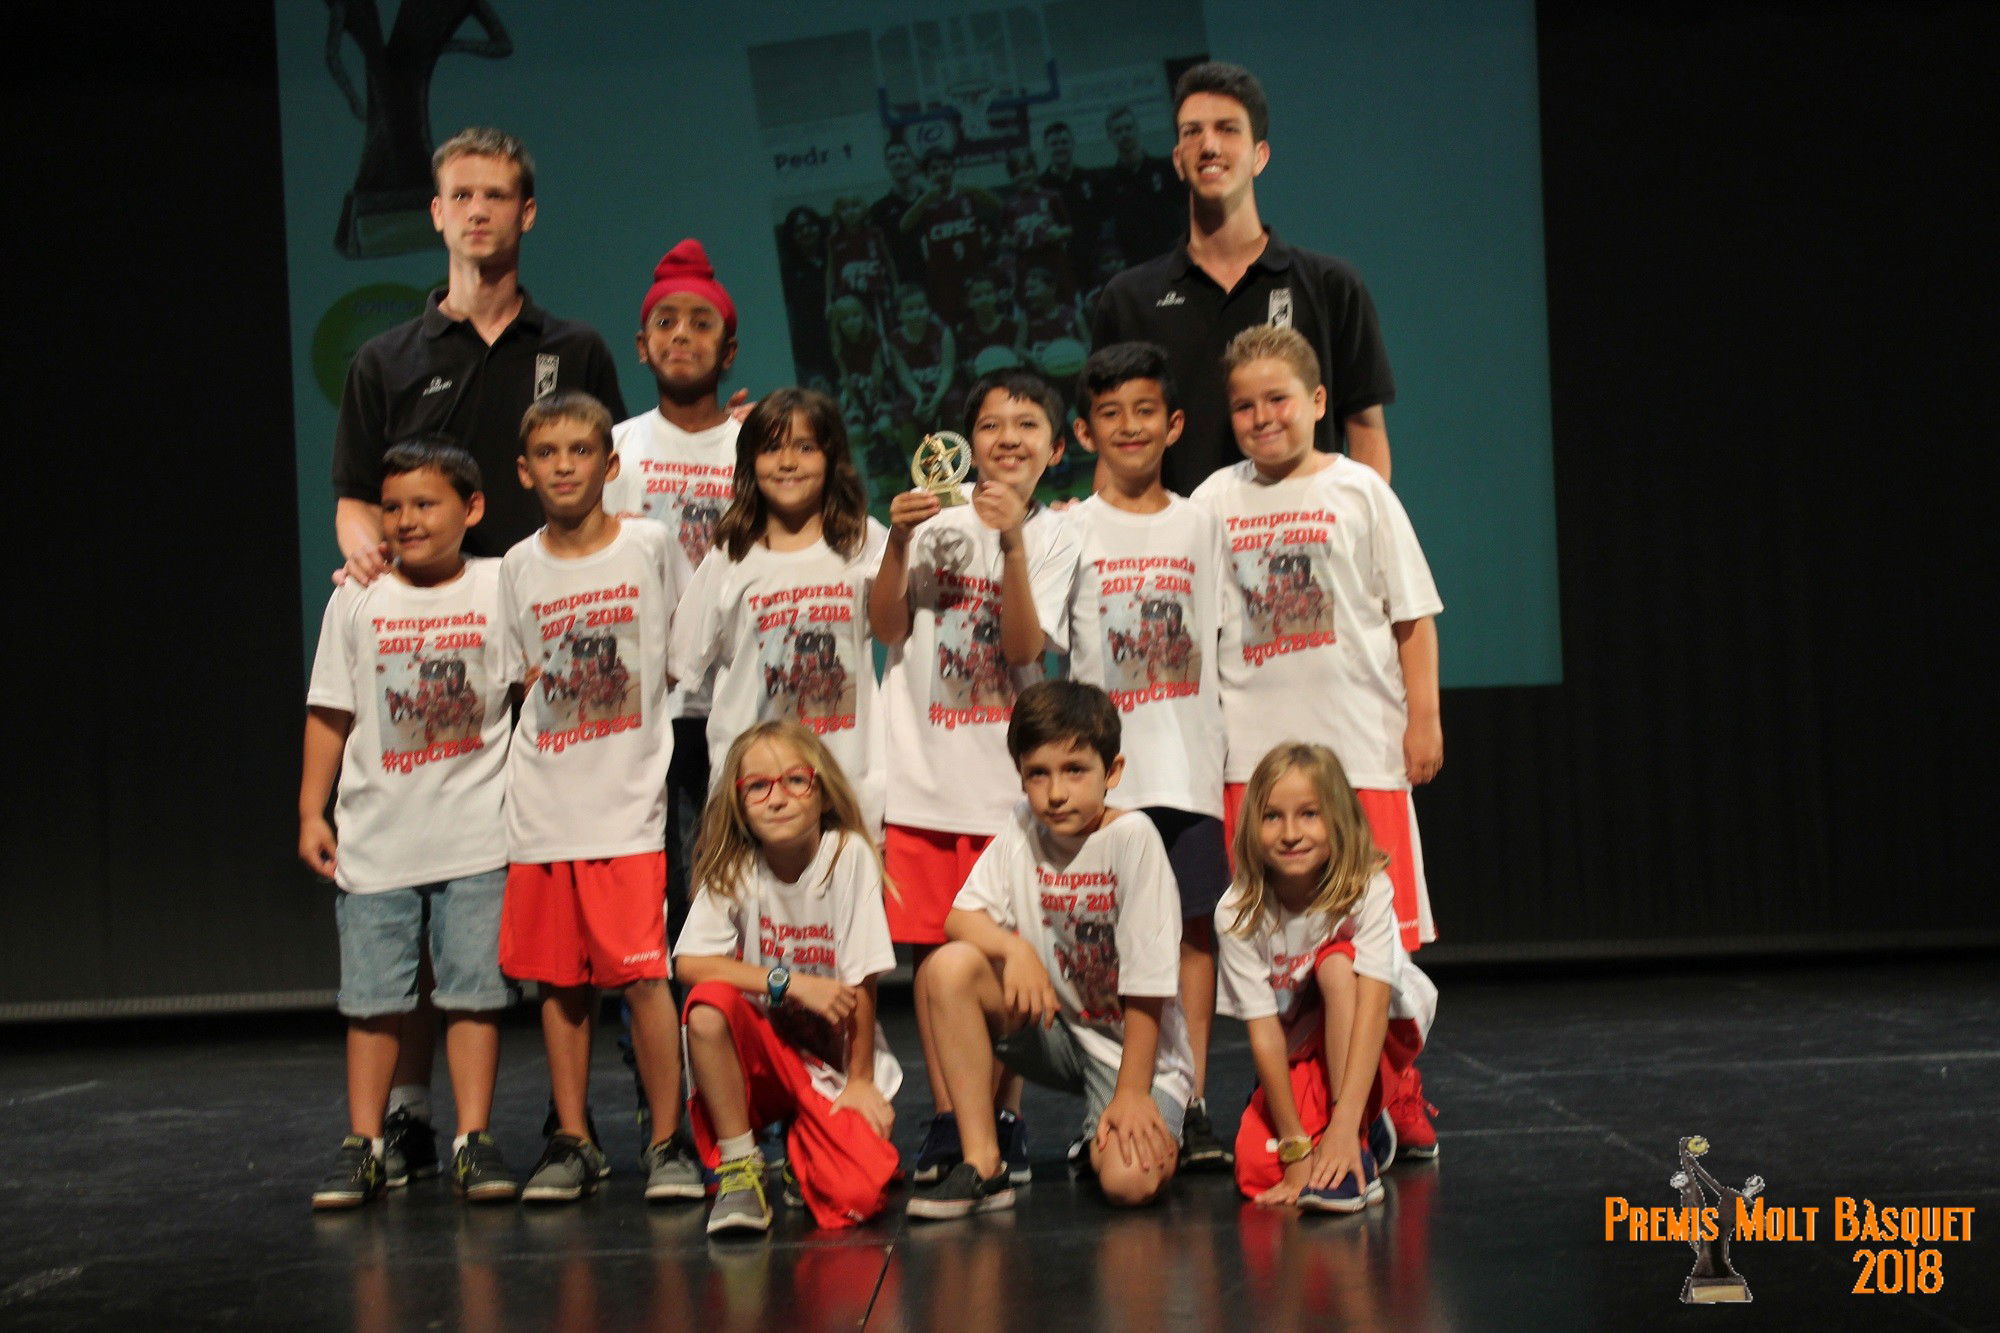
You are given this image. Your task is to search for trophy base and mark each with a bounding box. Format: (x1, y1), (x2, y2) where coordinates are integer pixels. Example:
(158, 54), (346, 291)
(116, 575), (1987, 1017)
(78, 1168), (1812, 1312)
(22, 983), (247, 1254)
(932, 485), (968, 507)
(1682, 1276), (1752, 1304)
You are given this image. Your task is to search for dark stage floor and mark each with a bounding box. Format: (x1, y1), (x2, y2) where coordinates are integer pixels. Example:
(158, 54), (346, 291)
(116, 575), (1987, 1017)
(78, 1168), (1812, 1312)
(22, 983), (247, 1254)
(2, 956), (1995, 1331)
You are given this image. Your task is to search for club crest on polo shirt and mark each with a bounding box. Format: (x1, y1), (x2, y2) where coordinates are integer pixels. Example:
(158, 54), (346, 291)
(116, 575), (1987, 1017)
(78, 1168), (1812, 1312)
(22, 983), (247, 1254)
(1155, 290), (1186, 308)
(534, 353), (559, 399)
(1268, 287), (1294, 329)
(421, 375), (452, 396)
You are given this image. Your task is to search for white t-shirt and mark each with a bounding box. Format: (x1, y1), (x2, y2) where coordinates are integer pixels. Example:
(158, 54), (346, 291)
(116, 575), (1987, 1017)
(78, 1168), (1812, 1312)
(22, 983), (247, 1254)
(881, 504), (1079, 835)
(1191, 456), (1443, 788)
(667, 521), (890, 831)
(1214, 872), (1438, 1055)
(1066, 495), (1233, 816)
(673, 830), (903, 1102)
(953, 803), (1195, 1104)
(603, 410), (741, 719)
(497, 521), (691, 862)
(306, 560), (511, 893)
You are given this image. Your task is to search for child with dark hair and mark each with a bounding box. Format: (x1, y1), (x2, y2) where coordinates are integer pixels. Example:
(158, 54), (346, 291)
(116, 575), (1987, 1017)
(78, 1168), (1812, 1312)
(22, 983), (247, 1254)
(669, 388), (890, 830)
(907, 680), (1193, 1219)
(869, 367), (1081, 1186)
(1066, 340), (1239, 1171)
(302, 440), (519, 1209)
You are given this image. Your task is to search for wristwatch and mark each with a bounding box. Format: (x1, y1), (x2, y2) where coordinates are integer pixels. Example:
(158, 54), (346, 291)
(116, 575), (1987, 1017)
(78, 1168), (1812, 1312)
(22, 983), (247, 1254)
(766, 965), (791, 1007)
(1276, 1135), (1314, 1165)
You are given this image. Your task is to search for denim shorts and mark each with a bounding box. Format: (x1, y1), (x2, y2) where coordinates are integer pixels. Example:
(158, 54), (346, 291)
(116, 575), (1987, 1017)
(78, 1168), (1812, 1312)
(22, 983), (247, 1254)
(994, 1019), (1188, 1142)
(335, 868), (518, 1018)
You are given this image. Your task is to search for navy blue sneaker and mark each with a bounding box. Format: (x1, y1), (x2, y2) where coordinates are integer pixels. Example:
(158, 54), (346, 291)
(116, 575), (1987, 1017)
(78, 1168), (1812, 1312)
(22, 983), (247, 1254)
(1298, 1146), (1384, 1214)
(1368, 1108), (1398, 1174)
(997, 1109), (1032, 1184)
(912, 1112), (962, 1184)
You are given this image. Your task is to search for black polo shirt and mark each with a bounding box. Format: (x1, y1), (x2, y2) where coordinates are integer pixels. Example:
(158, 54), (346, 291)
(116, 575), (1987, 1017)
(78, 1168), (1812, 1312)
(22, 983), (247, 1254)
(1089, 230), (1395, 494)
(332, 289), (627, 554)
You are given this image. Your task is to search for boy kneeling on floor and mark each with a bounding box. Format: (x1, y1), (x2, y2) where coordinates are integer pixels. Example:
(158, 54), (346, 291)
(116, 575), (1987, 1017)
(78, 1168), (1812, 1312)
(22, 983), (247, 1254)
(909, 680), (1194, 1218)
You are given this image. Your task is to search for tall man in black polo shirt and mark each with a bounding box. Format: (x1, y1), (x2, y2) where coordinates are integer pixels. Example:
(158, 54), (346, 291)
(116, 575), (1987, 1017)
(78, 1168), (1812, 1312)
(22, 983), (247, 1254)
(333, 127), (625, 582)
(1090, 64), (1396, 493)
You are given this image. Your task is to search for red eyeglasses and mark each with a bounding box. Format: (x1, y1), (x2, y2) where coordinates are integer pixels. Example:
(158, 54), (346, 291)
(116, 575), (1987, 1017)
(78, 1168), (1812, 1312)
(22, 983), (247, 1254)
(735, 764), (818, 806)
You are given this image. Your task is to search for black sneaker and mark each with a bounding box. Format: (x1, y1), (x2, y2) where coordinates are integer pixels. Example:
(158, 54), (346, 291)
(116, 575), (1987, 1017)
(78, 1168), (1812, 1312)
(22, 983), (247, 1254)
(312, 1135), (386, 1210)
(907, 1161), (1014, 1221)
(451, 1130), (520, 1204)
(382, 1106), (438, 1186)
(997, 1109), (1033, 1184)
(911, 1111), (962, 1184)
(1178, 1098), (1234, 1172)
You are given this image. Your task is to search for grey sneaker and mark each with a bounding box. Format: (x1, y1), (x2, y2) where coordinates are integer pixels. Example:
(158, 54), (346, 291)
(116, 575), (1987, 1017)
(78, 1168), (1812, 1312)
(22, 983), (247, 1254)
(311, 1135), (385, 1210)
(451, 1130), (520, 1204)
(642, 1131), (705, 1202)
(1179, 1098), (1234, 1172)
(521, 1133), (608, 1204)
(706, 1155), (773, 1235)
(381, 1106), (438, 1187)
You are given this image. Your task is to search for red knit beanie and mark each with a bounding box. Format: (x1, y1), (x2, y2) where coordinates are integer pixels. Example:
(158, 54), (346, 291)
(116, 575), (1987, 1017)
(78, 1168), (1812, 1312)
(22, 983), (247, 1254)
(640, 238), (736, 333)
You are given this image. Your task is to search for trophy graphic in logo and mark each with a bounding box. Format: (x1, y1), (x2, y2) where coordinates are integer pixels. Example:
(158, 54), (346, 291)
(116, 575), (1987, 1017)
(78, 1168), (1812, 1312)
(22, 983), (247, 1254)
(1672, 1135), (1762, 1303)
(911, 431), (972, 507)
(323, 0), (514, 258)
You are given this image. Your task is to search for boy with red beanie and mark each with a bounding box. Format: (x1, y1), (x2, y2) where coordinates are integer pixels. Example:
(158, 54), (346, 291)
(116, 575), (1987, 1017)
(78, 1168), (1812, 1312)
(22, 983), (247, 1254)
(604, 239), (742, 947)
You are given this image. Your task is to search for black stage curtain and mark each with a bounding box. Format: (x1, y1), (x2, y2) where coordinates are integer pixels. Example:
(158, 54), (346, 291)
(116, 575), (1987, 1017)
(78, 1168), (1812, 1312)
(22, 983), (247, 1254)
(2, 2), (1992, 1013)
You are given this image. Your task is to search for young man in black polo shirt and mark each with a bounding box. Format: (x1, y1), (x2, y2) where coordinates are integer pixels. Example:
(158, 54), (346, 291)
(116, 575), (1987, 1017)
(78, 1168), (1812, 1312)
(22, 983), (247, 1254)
(1089, 64), (1396, 492)
(334, 127), (626, 583)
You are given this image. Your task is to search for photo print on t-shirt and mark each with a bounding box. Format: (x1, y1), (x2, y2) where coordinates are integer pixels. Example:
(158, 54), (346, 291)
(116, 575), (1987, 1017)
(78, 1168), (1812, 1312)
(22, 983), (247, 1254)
(633, 459), (732, 570)
(530, 586), (643, 751)
(932, 567), (1012, 717)
(1095, 554), (1200, 709)
(752, 583), (861, 736)
(1038, 864), (1122, 1023)
(1224, 511), (1340, 665)
(375, 614), (490, 774)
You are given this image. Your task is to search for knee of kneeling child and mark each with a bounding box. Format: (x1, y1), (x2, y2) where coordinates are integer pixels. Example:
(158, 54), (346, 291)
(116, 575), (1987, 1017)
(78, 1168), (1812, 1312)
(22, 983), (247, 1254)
(683, 996), (734, 1042)
(916, 939), (984, 992)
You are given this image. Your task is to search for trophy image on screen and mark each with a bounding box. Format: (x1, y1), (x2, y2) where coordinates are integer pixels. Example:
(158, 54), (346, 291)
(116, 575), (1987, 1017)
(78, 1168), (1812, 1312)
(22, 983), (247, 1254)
(912, 431), (972, 507)
(324, 0), (513, 259)
(1672, 1135), (1761, 1304)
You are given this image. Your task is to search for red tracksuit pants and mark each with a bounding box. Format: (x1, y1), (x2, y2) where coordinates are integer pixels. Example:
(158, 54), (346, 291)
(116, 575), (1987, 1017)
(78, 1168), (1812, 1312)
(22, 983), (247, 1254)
(681, 982), (901, 1229)
(1233, 942), (1426, 1200)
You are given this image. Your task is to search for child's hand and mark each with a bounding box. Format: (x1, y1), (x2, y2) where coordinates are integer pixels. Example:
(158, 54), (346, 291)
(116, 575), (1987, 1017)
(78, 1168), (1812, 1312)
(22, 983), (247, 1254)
(788, 973), (860, 1026)
(1093, 1091), (1178, 1171)
(971, 480), (1028, 536)
(298, 817), (339, 879)
(726, 388), (755, 423)
(831, 1080), (895, 1139)
(1000, 943), (1059, 1027)
(1254, 1156), (1314, 1207)
(1404, 715), (1443, 785)
(1307, 1133), (1365, 1193)
(887, 488), (943, 536)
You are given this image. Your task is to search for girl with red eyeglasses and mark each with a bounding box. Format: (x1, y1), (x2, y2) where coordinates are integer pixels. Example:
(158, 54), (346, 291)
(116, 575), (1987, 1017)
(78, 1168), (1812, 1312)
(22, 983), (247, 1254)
(672, 721), (904, 1236)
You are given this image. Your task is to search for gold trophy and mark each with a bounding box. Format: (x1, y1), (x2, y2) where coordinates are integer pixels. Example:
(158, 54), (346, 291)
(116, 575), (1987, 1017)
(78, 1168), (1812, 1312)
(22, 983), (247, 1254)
(912, 431), (972, 507)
